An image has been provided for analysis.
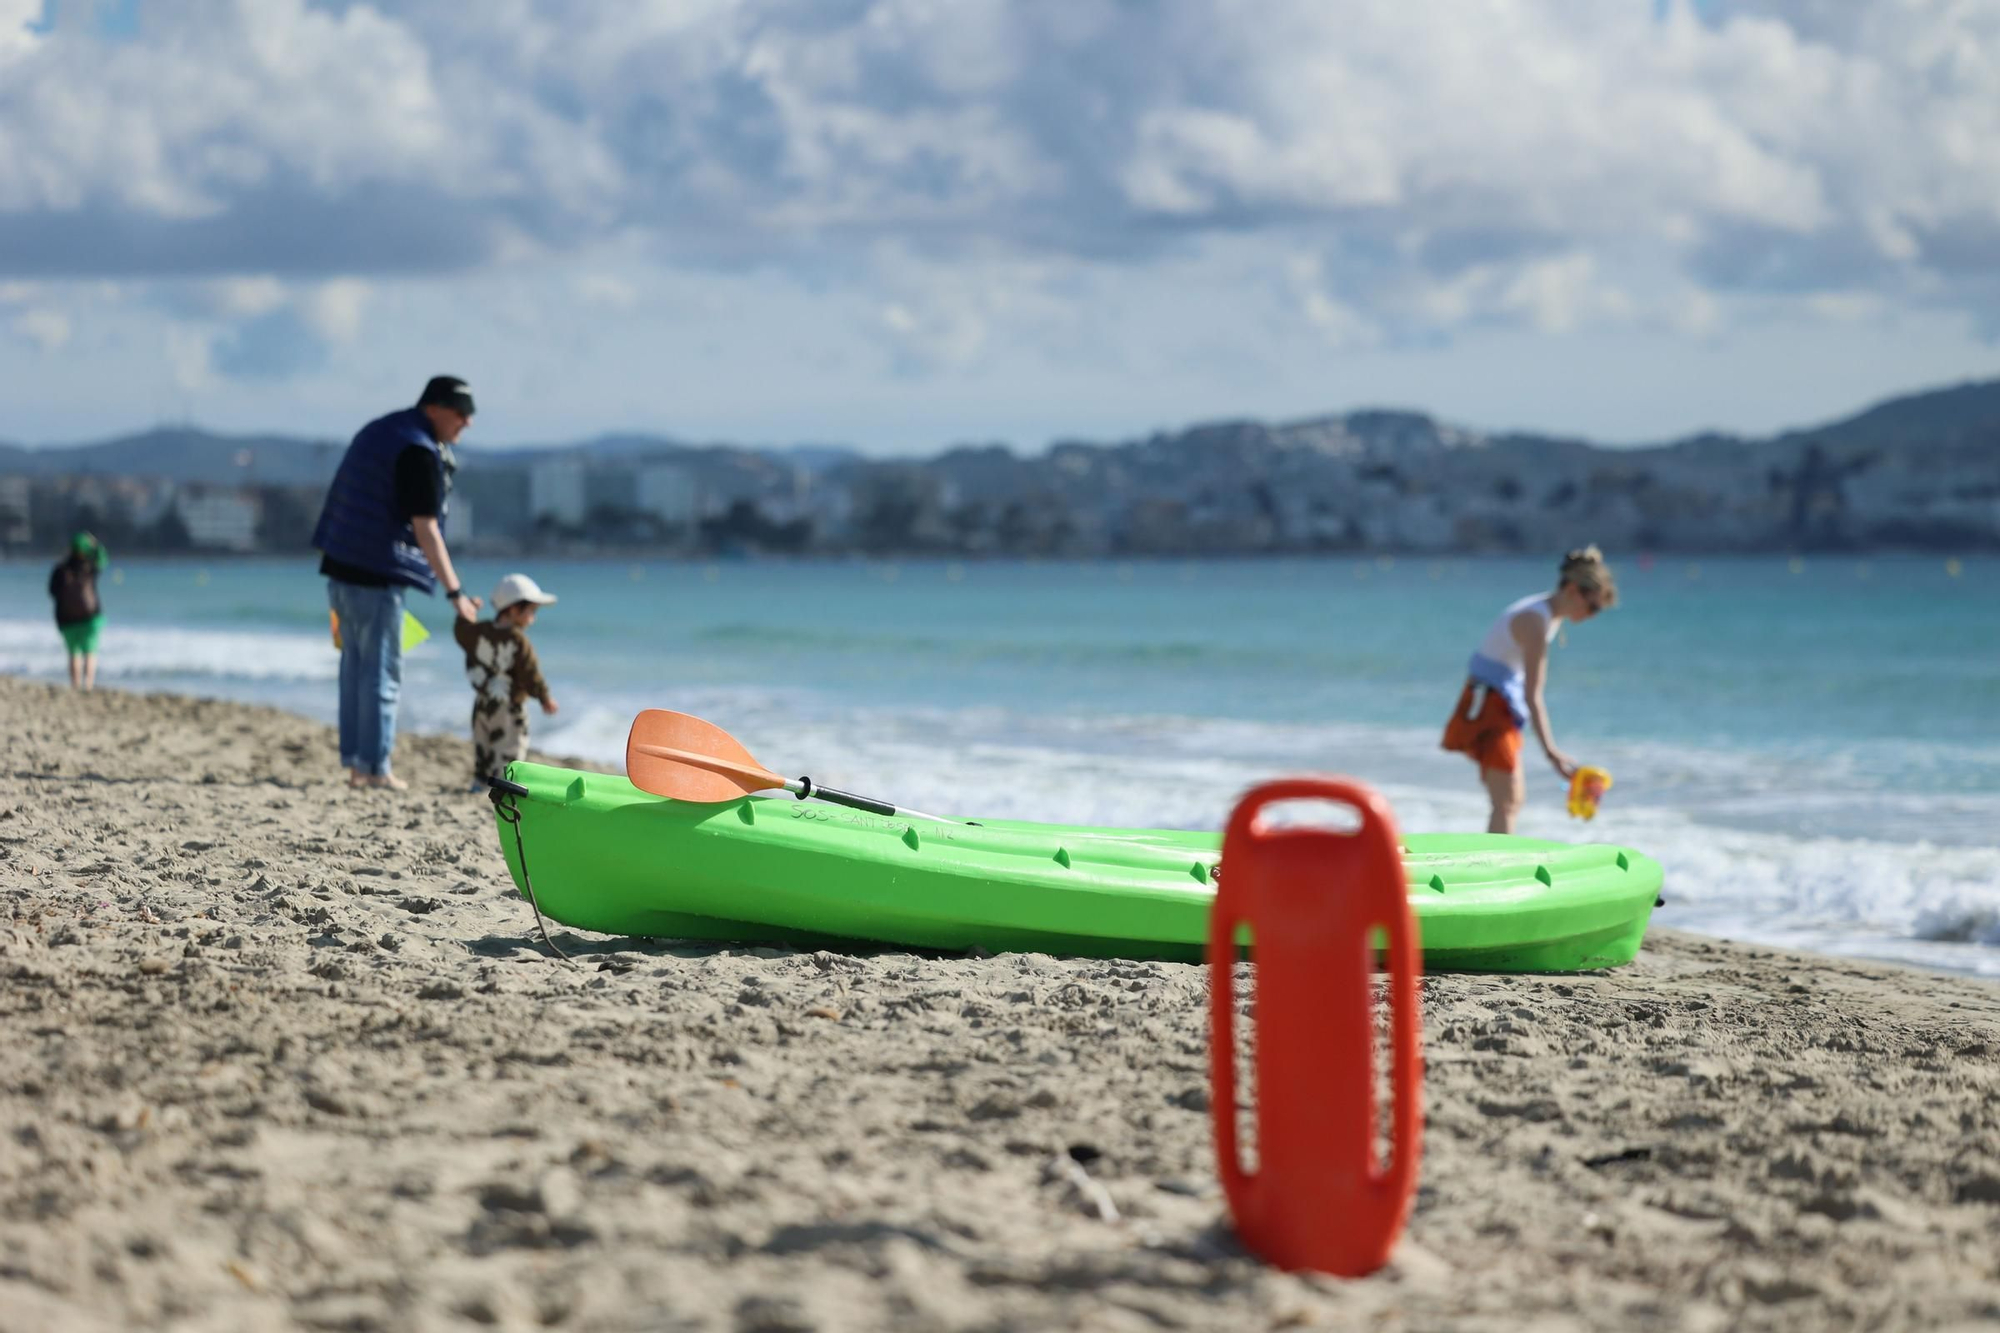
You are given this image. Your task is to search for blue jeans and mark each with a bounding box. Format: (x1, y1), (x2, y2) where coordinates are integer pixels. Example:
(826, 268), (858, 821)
(329, 579), (405, 776)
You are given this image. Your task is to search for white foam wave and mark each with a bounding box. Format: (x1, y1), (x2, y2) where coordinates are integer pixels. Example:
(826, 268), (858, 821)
(4, 633), (1995, 975)
(0, 616), (339, 683)
(1512, 802), (2000, 977)
(1912, 897), (2000, 947)
(529, 691), (2000, 976)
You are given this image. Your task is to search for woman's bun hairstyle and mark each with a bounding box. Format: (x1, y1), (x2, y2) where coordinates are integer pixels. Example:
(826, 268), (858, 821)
(1558, 545), (1618, 607)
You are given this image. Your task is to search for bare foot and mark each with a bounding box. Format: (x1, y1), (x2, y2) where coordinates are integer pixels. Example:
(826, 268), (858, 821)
(351, 773), (410, 790)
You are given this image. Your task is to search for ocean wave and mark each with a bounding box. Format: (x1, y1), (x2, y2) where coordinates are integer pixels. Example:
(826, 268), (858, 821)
(0, 617), (348, 683)
(526, 691), (2000, 973)
(1912, 898), (2000, 947)
(3, 618), (1994, 975)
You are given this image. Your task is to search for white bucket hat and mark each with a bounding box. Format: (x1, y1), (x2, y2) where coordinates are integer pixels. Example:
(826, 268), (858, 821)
(490, 572), (557, 612)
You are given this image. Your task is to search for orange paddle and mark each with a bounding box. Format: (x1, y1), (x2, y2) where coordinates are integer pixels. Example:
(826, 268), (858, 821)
(625, 709), (952, 822)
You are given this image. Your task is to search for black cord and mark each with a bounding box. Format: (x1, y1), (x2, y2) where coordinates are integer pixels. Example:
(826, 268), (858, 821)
(489, 784), (573, 965)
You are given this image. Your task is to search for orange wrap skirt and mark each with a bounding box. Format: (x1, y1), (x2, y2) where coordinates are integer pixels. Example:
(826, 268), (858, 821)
(1441, 680), (1522, 773)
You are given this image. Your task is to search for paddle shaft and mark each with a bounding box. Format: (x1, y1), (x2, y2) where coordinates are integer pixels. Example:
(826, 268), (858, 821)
(631, 742), (910, 819)
(791, 775), (897, 817)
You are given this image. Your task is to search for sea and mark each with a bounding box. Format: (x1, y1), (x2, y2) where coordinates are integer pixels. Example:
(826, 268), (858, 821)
(3, 553), (1996, 977)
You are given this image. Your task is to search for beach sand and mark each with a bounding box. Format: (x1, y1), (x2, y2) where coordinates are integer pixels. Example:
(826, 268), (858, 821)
(2, 674), (1997, 1332)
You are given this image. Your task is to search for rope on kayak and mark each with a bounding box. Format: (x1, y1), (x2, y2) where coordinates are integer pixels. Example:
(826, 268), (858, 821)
(488, 780), (573, 966)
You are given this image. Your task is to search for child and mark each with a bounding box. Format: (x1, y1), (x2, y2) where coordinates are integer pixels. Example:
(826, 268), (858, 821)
(1441, 546), (1617, 834)
(453, 572), (560, 788)
(49, 531), (109, 691)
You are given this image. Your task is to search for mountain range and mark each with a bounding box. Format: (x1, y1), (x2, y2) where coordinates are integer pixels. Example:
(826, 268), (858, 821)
(6, 377), (1996, 485)
(4, 376), (1997, 553)
(0, 427), (863, 488)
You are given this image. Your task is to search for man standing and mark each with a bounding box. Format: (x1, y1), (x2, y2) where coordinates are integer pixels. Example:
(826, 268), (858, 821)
(313, 375), (483, 790)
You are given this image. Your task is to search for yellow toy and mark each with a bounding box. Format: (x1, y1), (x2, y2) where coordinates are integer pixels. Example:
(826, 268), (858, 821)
(1567, 766), (1613, 821)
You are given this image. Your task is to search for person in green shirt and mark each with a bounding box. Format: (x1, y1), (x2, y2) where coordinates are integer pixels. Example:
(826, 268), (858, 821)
(49, 530), (109, 691)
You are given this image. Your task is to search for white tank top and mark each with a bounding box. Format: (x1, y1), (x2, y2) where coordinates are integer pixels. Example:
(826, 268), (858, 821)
(1473, 594), (1557, 672)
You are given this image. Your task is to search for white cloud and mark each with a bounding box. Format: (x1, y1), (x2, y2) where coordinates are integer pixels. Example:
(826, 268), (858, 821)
(1670, 286), (1722, 337)
(299, 278), (370, 344)
(12, 307), (70, 350)
(0, 0), (39, 65)
(1805, 292), (1887, 323)
(1498, 255), (1625, 335)
(164, 324), (214, 391)
(865, 246), (1082, 373)
(210, 276), (287, 318)
(0, 0), (1994, 332)
(575, 273), (639, 310)
(1286, 254), (1383, 349)
(0, 0), (617, 262)
(875, 293), (989, 371)
(3, 0), (2000, 443)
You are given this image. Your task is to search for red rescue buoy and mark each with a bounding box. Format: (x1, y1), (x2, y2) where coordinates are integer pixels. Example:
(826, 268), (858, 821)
(1209, 777), (1423, 1276)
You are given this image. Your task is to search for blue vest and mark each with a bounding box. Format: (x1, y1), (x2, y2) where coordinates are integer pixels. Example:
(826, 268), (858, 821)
(312, 408), (449, 592)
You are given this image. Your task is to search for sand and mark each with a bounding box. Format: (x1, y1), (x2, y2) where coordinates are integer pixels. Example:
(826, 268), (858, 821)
(1, 673), (1997, 1332)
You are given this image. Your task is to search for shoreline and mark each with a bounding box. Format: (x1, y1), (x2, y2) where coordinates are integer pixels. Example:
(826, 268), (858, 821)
(0, 662), (1992, 983)
(4, 550), (1992, 565)
(4, 676), (2000, 1330)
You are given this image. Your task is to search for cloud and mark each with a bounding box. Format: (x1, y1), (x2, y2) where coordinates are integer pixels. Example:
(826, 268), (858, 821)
(136, 274), (372, 382)
(299, 278), (369, 343)
(0, 0), (38, 63)
(1, 0), (1998, 342)
(210, 276), (287, 319)
(12, 307), (71, 350)
(0, 0), (616, 275)
(574, 273), (639, 310)
(865, 245), (1083, 374)
(1293, 272), (1381, 349)
(207, 307), (321, 379)
(163, 322), (213, 391)
(204, 277), (370, 378)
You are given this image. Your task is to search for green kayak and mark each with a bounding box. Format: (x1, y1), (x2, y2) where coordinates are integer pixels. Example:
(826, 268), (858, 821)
(491, 761), (1663, 972)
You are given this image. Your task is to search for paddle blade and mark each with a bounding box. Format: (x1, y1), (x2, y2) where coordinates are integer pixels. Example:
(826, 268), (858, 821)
(626, 709), (786, 803)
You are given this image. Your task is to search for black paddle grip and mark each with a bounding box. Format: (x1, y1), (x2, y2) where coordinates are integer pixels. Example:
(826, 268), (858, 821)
(487, 777), (531, 803)
(797, 777), (897, 818)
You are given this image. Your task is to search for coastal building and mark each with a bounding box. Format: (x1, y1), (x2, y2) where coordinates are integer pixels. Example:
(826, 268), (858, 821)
(583, 466), (635, 520)
(0, 477), (29, 547)
(455, 468), (529, 546)
(174, 486), (262, 552)
(636, 463), (698, 526)
(529, 459), (587, 528)
(124, 479), (177, 533)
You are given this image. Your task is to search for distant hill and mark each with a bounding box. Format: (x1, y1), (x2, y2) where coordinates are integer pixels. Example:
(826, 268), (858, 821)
(0, 426), (348, 487)
(0, 426), (865, 488)
(1778, 377), (2000, 458)
(5, 376), (1996, 552)
(11, 377), (1995, 480)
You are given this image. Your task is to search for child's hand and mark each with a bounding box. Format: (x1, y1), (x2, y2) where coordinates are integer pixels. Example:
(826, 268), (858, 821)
(541, 696), (559, 715)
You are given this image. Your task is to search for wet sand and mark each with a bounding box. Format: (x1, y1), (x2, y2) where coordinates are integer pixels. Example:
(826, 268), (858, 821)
(2, 674), (1997, 1332)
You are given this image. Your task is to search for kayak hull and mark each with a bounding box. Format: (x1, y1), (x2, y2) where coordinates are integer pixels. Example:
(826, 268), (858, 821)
(493, 762), (1663, 972)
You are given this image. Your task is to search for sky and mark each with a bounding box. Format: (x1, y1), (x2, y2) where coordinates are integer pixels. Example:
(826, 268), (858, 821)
(2, 0), (1998, 454)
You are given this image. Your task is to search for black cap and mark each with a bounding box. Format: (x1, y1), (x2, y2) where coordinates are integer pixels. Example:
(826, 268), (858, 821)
(418, 375), (476, 416)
